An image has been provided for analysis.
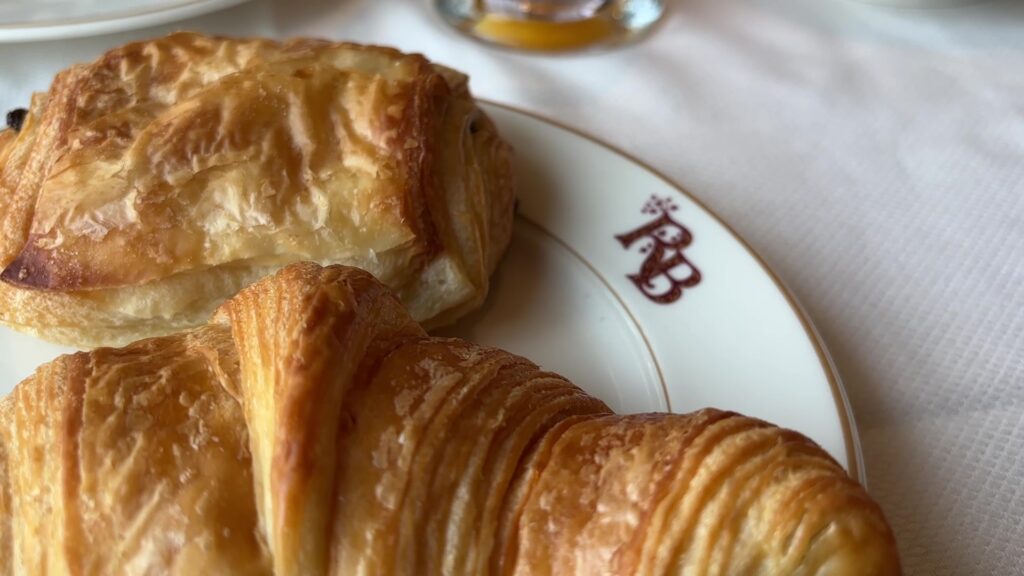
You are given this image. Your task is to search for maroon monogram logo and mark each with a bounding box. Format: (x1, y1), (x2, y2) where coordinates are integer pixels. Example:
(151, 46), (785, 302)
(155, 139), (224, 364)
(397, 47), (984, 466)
(615, 196), (701, 304)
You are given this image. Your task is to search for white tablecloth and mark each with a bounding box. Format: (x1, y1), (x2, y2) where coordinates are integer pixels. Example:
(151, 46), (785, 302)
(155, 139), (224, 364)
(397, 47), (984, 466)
(1, 0), (1021, 573)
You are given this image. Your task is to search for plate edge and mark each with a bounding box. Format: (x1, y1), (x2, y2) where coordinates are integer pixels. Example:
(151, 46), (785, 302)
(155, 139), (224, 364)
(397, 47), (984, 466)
(0, 0), (250, 41)
(479, 99), (866, 485)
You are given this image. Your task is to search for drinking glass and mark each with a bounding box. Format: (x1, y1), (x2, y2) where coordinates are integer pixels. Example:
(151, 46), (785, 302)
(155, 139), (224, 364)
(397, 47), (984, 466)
(435, 0), (665, 52)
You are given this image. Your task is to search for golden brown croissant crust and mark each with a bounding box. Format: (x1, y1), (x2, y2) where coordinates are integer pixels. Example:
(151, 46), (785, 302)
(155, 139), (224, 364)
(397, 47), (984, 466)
(0, 33), (514, 347)
(0, 263), (899, 575)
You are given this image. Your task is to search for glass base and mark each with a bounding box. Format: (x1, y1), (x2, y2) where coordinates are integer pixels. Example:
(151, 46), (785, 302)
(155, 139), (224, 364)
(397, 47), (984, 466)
(436, 1), (665, 52)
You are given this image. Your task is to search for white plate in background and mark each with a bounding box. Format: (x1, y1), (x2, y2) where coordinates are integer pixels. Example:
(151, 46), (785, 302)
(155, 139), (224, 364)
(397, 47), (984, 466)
(0, 0), (250, 43)
(0, 101), (864, 482)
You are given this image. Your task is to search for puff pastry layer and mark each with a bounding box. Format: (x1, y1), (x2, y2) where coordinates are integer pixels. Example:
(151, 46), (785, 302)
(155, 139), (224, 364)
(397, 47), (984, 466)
(0, 263), (901, 575)
(0, 33), (514, 346)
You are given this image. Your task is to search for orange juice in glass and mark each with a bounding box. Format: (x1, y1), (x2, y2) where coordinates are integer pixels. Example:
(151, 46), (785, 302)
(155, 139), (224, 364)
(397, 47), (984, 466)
(435, 0), (665, 52)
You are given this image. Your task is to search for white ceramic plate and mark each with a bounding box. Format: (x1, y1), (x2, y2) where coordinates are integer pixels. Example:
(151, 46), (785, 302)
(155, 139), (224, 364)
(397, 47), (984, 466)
(0, 101), (863, 482)
(0, 0), (250, 43)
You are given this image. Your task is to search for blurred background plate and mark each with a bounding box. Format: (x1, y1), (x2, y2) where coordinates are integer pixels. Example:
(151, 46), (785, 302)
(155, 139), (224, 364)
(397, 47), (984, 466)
(0, 0), (250, 42)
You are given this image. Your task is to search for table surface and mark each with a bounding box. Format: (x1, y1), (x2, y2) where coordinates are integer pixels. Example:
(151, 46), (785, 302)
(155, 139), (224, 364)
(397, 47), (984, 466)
(0, 0), (1021, 573)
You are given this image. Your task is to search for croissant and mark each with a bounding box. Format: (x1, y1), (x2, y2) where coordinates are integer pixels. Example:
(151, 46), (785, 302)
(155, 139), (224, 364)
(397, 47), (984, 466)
(0, 263), (900, 575)
(0, 33), (514, 348)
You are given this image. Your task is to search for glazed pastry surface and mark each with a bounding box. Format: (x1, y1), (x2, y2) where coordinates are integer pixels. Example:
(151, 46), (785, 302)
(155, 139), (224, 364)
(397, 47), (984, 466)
(0, 33), (514, 346)
(0, 263), (901, 575)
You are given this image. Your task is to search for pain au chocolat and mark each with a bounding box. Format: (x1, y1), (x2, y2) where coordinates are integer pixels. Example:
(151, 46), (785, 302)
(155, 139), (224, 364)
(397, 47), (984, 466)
(0, 32), (514, 347)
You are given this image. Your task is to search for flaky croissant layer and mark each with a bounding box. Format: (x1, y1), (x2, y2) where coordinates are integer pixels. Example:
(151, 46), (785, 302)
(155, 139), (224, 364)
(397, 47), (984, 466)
(0, 264), (900, 575)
